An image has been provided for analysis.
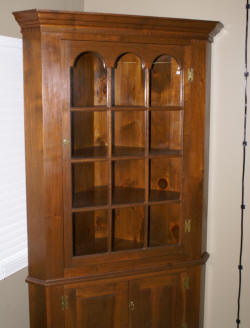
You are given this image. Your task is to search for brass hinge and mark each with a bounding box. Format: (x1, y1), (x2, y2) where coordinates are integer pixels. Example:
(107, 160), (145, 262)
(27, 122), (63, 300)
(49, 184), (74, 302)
(184, 219), (191, 233)
(129, 300), (135, 311)
(184, 277), (190, 290)
(187, 68), (194, 82)
(61, 296), (69, 311)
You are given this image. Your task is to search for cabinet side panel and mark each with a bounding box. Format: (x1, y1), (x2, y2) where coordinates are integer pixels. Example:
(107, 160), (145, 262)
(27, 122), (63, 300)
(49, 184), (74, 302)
(199, 263), (206, 328)
(29, 284), (46, 328)
(29, 284), (64, 328)
(202, 42), (212, 254)
(184, 266), (201, 328)
(183, 40), (208, 259)
(46, 286), (65, 328)
(41, 33), (64, 278)
(23, 31), (46, 279)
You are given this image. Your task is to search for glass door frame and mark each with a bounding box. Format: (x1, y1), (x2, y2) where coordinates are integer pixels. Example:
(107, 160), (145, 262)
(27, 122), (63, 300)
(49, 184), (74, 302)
(61, 39), (189, 271)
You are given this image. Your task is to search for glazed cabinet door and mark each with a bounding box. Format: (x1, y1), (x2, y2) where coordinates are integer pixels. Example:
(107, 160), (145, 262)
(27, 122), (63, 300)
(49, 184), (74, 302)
(65, 281), (128, 328)
(62, 40), (191, 273)
(129, 272), (191, 328)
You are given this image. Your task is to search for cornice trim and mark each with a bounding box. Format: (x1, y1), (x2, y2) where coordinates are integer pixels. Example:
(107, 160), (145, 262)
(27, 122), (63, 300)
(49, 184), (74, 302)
(13, 10), (223, 42)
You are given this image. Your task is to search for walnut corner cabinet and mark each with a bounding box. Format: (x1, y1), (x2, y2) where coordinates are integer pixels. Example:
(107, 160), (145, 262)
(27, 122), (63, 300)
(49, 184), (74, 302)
(14, 10), (222, 328)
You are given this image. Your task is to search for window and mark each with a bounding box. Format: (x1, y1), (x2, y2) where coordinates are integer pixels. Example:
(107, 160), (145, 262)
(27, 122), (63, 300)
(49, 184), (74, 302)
(0, 36), (27, 279)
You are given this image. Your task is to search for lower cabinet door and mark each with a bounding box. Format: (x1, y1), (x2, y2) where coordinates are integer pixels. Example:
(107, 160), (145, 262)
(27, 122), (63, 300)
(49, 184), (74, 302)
(64, 268), (200, 328)
(129, 273), (188, 328)
(65, 281), (129, 328)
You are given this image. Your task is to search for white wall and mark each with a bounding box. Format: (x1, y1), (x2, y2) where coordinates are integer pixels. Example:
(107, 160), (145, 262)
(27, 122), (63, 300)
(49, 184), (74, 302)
(84, 1), (249, 327)
(0, 0), (84, 37)
(0, 36), (27, 281)
(0, 268), (29, 328)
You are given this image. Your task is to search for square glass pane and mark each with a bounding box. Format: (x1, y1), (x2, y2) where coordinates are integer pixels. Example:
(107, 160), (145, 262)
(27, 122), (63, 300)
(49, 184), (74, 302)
(150, 158), (181, 202)
(72, 162), (108, 208)
(71, 111), (108, 159)
(113, 206), (144, 251)
(150, 111), (182, 156)
(112, 159), (145, 205)
(149, 203), (181, 247)
(73, 210), (108, 256)
(112, 111), (145, 157)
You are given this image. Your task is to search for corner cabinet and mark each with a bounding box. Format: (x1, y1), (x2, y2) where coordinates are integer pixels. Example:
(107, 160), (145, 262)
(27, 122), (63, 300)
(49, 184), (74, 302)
(14, 10), (222, 328)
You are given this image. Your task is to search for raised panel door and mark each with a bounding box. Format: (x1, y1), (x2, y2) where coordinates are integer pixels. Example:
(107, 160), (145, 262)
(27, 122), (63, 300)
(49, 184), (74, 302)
(65, 281), (129, 328)
(129, 273), (186, 328)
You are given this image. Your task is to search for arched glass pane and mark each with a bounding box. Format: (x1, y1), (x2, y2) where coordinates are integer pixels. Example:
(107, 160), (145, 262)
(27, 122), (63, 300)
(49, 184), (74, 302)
(150, 55), (181, 106)
(113, 53), (145, 106)
(71, 52), (107, 107)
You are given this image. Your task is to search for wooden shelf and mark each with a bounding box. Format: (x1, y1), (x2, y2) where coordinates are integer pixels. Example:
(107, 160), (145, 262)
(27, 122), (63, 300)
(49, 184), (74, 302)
(110, 106), (183, 111)
(74, 238), (145, 255)
(72, 205), (109, 213)
(72, 188), (179, 210)
(71, 147), (182, 162)
(73, 237), (108, 256)
(149, 106), (183, 111)
(71, 106), (108, 111)
(112, 238), (144, 251)
(112, 146), (145, 158)
(111, 203), (145, 210)
(71, 146), (147, 162)
(72, 186), (108, 209)
(149, 190), (180, 203)
(149, 149), (182, 158)
(149, 241), (171, 248)
(149, 199), (181, 206)
(71, 147), (108, 162)
(112, 187), (145, 205)
(111, 106), (146, 111)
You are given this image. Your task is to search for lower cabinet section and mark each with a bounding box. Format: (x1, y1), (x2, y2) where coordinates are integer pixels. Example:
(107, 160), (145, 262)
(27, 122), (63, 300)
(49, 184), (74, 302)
(27, 267), (201, 327)
(63, 267), (201, 328)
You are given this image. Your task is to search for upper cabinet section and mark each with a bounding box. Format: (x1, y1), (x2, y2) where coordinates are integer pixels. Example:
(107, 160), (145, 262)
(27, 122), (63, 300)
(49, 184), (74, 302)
(71, 52), (107, 107)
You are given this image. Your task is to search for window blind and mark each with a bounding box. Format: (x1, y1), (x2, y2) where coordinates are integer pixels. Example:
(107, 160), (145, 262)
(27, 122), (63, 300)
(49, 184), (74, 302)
(0, 36), (27, 280)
